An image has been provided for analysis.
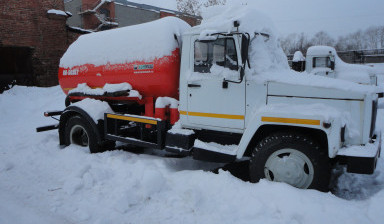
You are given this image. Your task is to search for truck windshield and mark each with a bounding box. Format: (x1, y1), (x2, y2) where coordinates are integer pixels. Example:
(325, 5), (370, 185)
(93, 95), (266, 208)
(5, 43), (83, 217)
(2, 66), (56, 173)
(194, 38), (238, 73)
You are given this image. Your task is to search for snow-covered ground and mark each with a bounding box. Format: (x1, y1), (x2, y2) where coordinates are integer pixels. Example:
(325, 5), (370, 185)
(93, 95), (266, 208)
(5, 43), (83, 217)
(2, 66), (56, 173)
(1, 86), (384, 223)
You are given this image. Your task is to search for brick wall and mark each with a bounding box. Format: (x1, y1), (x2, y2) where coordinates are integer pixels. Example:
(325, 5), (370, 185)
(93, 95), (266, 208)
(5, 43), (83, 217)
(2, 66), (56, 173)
(0, 0), (71, 87)
(178, 14), (200, 27)
(159, 11), (200, 27)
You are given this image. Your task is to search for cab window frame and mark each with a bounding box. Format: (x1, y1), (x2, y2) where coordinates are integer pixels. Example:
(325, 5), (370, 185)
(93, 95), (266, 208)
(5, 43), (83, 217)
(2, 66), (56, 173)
(194, 37), (239, 73)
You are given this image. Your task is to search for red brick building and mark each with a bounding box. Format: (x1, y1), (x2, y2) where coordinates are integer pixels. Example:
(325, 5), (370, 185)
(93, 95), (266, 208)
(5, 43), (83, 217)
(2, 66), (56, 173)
(65, 0), (201, 31)
(0, 0), (79, 91)
(0, 0), (200, 92)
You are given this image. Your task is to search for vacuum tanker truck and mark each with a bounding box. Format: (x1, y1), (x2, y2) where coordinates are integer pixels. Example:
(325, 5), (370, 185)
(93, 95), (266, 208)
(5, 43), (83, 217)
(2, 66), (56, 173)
(37, 9), (381, 191)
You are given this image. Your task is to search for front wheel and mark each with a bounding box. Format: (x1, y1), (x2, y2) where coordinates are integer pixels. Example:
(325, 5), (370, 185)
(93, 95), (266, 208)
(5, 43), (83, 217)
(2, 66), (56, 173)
(249, 132), (330, 191)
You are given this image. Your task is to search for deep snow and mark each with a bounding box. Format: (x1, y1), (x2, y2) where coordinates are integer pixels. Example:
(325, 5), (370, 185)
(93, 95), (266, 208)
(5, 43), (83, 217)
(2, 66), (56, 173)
(1, 85), (384, 224)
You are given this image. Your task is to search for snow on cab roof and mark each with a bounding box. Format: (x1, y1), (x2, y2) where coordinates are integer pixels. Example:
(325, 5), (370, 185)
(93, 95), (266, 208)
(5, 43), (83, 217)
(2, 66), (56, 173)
(307, 46), (337, 56)
(188, 3), (289, 75)
(188, 2), (277, 36)
(60, 17), (190, 68)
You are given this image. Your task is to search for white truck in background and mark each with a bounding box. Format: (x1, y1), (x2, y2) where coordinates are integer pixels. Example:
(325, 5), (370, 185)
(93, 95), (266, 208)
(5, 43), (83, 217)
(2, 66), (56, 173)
(292, 46), (378, 85)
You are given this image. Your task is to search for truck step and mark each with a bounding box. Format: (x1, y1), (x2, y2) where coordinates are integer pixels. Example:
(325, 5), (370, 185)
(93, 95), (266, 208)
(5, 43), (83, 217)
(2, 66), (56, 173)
(193, 147), (236, 163)
(104, 113), (166, 149)
(165, 132), (196, 156)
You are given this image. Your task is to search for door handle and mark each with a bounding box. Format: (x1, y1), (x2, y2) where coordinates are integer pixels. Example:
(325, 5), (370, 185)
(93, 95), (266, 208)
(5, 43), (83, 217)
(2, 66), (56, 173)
(188, 84), (201, 88)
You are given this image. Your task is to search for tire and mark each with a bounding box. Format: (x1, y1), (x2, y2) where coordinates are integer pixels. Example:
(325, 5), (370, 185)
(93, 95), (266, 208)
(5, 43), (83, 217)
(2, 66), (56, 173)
(64, 116), (109, 153)
(249, 132), (330, 192)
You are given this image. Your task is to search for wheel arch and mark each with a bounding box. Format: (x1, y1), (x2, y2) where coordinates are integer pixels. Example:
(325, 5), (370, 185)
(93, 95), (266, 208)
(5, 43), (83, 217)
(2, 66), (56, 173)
(59, 106), (103, 146)
(240, 125), (329, 158)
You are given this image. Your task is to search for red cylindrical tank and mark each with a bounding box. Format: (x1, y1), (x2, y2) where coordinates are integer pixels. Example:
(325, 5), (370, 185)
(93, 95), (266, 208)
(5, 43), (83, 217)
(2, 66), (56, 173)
(58, 48), (180, 99)
(58, 17), (190, 101)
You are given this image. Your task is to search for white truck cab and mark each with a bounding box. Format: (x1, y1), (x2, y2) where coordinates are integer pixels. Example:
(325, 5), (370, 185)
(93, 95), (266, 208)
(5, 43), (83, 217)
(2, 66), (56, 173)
(303, 46), (378, 85)
(177, 26), (381, 191)
(306, 48), (336, 78)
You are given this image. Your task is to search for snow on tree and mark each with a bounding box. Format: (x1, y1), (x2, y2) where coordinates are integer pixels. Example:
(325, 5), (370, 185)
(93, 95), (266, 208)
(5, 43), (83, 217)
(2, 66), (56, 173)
(177, 0), (227, 16)
(203, 0), (226, 7)
(176, 0), (202, 16)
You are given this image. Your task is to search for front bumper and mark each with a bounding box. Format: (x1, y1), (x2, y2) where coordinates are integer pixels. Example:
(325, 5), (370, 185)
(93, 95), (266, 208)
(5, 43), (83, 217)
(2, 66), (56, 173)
(337, 133), (381, 174)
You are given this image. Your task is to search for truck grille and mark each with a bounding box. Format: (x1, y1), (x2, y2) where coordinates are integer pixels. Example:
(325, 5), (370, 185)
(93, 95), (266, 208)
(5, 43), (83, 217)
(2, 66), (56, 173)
(370, 100), (378, 138)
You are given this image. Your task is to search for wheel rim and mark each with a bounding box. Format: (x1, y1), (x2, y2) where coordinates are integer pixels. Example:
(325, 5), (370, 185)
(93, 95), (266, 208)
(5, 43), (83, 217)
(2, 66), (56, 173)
(264, 148), (314, 189)
(69, 125), (89, 147)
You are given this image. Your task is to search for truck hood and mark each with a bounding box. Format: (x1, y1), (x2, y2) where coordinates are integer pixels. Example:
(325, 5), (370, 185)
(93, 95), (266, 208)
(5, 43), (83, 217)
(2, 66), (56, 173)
(267, 82), (366, 100)
(335, 61), (376, 85)
(248, 69), (378, 99)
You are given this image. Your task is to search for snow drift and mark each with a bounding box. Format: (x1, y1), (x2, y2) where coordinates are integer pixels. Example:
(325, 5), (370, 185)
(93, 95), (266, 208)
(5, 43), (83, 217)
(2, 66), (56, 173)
(1, 86), (384, 223)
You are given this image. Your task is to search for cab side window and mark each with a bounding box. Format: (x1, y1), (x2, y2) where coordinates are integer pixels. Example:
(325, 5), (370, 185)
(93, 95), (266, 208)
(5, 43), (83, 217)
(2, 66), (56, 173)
(313, 57), (332, 69)
(194, 38), (238, 73)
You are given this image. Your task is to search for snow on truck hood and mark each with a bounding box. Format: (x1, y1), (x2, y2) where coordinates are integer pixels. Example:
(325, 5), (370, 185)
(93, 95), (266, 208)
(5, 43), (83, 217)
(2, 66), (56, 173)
(60, 17), (190, 68)
(255, 70), (379, 95)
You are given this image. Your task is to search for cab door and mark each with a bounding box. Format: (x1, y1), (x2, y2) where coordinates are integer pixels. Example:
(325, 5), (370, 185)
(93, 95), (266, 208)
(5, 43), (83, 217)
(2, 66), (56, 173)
(185, 35), (245, 131)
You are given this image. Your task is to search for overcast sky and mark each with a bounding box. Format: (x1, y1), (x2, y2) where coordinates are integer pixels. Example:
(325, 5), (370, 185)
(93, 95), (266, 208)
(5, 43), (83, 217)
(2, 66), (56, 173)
(248, 0), (384, 38)
(130, 0), (384, 38)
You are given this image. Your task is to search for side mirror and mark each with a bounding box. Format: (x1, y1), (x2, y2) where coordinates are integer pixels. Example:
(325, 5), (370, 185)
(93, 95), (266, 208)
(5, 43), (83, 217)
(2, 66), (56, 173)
(240, 66), (245, 80)
(330, 61), (335, 70)
(223, 66), (244, 84)
(241, 34), (250, 68)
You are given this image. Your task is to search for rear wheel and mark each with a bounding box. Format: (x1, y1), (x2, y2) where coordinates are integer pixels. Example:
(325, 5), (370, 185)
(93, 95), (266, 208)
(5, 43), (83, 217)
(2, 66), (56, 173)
(64, 116), (114, 153)
(249, 132), (330, 191)
(69, 124), (89, 147)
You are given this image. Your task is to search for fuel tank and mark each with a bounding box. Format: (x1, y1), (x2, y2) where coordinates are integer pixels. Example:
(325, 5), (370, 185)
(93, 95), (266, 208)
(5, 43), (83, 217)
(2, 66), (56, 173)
(58, 49), (180, 99)
(58, 17), (190, 99)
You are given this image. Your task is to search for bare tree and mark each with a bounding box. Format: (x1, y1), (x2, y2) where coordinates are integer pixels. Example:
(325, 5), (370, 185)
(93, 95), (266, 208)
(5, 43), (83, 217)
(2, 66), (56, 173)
(204, 0), (227, 7)
(282, 25), (384, 55)
(346, 30), (367, 50)
(280, 33), (297, 54)
(378, 26), (384, 49)
(279, 33), (311, 55)
(177, 0), (227, 16)
(176, 0), (202, 16)
(296, 33), (311, 54)
(335, 36), (349, 51)
(365, 26), (380, 49)
(311, 31), (335, 46)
